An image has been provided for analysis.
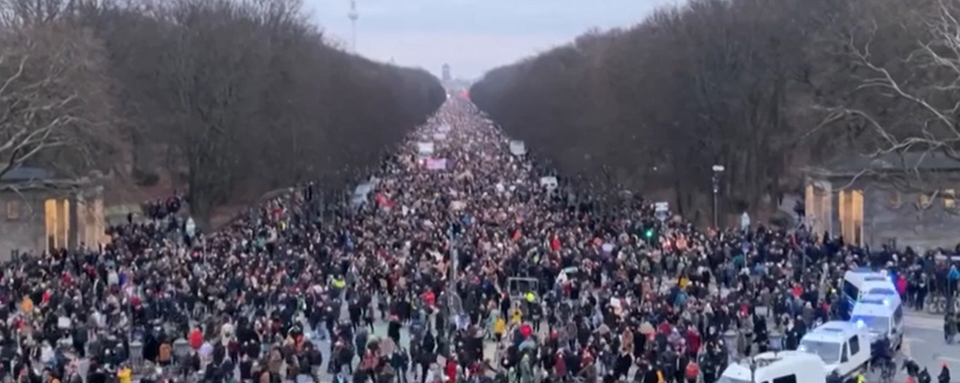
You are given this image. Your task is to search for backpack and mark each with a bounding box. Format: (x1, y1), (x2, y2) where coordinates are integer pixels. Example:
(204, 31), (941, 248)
(685, 362), (700, 380)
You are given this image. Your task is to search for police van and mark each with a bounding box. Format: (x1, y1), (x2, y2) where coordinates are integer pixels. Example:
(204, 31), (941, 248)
(798, 321), (871, 377)
(842, 268), (899, 305)
(718, 351), (826, 383)
(850, 294), (904, 350)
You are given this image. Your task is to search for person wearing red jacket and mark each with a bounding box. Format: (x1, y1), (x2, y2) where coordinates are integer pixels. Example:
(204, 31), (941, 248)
(554, 351), (567, 378)
(445, 357), (458, 382)
(188, 328), (203, 350)
(658, 321), (672, 335)
(896, 274), (908, 297)
(686, 327), (701, 357)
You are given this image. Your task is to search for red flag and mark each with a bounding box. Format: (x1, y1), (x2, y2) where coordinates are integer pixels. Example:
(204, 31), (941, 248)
(376, 193), (394, 208)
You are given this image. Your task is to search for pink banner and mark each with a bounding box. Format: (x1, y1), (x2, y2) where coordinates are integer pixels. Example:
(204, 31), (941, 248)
(425, 158), (447, 170)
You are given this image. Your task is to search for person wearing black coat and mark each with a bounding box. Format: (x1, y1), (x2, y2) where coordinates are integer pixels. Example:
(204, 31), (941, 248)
(641, 363), (659, 383)
(389, 318), (402, 345)
(239, 355), (253, 382)
(701, 356), (718, 383)
(614, 351), (632, 380)
(825, 370), (843, 383)
(391, 348), (409, 383)
(418, 332), (436, 383)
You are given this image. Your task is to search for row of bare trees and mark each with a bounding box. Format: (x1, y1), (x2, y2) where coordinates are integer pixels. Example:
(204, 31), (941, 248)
(471, 0), (960, 223)
(0, 0), (445, 225)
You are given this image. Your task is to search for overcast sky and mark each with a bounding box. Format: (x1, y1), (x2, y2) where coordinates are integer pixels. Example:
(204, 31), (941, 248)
(306, 0), (679, 80)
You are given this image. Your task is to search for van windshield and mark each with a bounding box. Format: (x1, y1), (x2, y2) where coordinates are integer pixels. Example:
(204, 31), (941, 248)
(852, 314), (890, 334)
(799, 339), (841, 364)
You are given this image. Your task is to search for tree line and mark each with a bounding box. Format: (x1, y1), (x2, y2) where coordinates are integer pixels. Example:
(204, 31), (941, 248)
(470, 0), (960, 224)
(0, 0), (445, 226)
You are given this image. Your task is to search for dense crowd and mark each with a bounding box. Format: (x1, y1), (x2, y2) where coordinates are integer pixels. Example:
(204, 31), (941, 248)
(1, 99), (959, 383)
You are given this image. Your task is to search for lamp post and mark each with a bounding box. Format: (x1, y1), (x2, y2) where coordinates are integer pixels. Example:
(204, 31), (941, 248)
(712, 165), (725, 228)
(347, 0), (359, 53)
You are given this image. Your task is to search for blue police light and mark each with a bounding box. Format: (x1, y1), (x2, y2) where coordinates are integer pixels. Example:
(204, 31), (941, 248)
(855, 319), (865, 328)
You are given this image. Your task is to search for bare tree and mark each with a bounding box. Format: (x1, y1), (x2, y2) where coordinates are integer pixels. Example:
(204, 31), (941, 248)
(472, 0), (832, 221)
(0, 22), (117, 190)
(0, 0), (444, 224)
(809, 0), (960, 206)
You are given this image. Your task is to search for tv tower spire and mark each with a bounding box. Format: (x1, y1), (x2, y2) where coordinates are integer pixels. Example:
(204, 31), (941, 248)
(347, 0), (359, 53)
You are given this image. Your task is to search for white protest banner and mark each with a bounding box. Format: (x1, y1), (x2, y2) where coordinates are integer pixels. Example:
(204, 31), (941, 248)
(509, 140), (526, 156)
(416, 142), (434, 156)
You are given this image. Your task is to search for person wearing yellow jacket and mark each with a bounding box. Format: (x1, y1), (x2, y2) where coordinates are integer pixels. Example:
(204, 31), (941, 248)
(493, 317), (506, 342)
(510, 306), (523, 325)
(117, 365), (133, 383)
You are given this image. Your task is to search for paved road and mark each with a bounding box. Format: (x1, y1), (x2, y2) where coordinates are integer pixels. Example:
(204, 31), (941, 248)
(277, 305), (956, 383)
(899, 309), (955, 380)
(305, 301), (498, 383)
(75, 299), (949, 383)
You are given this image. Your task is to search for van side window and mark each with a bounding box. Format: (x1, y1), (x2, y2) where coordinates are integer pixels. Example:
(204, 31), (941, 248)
(773, 375), (798, 383)
(842, 280), (859, 300)
(850, 335), (860, 355)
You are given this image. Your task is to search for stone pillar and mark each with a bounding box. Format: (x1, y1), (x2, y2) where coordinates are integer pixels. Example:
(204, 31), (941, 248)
(68, 192), (79, 250)
(92, 187), (107, 246)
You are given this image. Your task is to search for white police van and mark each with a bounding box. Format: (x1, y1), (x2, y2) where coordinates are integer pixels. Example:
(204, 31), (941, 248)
(850, 294), (904, 350)
(842, 268), (899, 305)
(798, 321), (871, 377)
(718, 351), (826, 383)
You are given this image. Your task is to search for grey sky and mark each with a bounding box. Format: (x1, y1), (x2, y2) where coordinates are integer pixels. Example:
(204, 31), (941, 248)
(305, 0), (679, 80)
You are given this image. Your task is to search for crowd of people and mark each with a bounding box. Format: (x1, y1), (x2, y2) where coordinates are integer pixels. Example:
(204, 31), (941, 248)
(1, 99), (959, 383)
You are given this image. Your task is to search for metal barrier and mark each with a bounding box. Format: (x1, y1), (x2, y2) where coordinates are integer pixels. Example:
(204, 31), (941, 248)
(507, 277), (539, 300)
(925, 295), (960, 314)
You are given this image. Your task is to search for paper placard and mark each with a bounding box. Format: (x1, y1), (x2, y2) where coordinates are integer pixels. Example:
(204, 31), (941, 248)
(426, 158), (447, 170)
(416, 142), (434, 155)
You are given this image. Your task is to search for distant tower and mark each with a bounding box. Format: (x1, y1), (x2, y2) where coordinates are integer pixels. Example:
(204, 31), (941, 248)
(442, 63), (451, 82)
(347, 0), (359, 53)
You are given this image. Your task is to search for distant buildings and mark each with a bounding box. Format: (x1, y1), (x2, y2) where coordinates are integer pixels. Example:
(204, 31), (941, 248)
(442, 64), (451, 82)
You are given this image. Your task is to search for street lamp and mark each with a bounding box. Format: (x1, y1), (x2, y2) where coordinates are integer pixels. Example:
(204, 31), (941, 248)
(712, 165), (725, 228)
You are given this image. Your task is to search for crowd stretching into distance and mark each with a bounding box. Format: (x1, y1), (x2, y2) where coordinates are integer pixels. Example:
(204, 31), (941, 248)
(1, 99), (959, 383)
